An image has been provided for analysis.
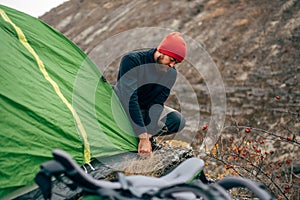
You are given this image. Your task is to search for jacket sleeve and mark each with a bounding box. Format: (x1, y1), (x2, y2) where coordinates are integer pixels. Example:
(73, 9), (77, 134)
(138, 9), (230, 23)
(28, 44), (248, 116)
(146, 86), (170, 134)
(115, 55), (147, 136)
(147, 69), (177, 134)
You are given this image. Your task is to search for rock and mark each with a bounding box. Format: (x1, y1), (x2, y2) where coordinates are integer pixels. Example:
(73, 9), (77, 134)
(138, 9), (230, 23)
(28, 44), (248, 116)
(15, 140), (194, 199)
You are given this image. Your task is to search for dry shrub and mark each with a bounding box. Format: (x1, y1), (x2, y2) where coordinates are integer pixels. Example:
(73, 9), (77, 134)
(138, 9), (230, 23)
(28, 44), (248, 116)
(118, 153), (164, 176)
(194, 107), (300, 200)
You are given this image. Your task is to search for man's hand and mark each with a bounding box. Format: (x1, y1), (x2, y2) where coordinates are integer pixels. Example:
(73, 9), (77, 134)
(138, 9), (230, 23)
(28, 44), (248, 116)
(138, 133), (152, 158)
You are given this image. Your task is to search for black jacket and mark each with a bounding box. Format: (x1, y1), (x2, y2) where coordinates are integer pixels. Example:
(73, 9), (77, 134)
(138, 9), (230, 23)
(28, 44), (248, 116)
(115, 48), (177, 135)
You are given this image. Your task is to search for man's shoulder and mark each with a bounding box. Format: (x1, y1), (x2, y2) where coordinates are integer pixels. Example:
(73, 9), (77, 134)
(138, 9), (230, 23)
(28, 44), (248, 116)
(123, 48), (155, 61)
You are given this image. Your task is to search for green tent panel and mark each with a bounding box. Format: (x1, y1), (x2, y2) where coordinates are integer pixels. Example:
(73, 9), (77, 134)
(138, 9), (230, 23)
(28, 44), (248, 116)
(0, 5), (138, 198)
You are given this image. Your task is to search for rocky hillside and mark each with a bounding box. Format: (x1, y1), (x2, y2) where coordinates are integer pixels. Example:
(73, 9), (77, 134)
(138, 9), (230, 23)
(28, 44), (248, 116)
(40, 0), (299, 198)
(41, 0), (300, 148)
(41, 0), (299, 139)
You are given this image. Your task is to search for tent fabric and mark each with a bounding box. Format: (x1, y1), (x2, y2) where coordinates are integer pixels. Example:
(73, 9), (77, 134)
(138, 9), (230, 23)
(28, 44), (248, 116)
(0, 5), (138, 198)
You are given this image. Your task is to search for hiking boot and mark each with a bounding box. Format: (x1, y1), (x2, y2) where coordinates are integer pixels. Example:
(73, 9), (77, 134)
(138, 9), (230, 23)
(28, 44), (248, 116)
(150, 137), (162, 151)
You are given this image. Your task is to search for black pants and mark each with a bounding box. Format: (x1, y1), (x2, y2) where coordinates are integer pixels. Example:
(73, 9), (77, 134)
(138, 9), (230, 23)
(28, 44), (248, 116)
(141, 106), (186, 136)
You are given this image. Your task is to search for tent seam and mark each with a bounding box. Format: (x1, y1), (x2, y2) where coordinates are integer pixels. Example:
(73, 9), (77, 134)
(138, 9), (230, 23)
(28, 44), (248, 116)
(0, 8), (91, 163)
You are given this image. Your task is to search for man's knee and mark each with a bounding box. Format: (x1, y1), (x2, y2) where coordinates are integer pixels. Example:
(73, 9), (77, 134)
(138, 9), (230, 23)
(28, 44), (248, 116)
(177, 114), (186, 132)
(166, 111), (185, 133)
(175, 112), (186, 132)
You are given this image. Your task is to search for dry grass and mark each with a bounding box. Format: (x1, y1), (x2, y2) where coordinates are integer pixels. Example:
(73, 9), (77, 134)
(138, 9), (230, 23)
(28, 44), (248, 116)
(116, 139), (192, 177)
(118, 153), (164, 176)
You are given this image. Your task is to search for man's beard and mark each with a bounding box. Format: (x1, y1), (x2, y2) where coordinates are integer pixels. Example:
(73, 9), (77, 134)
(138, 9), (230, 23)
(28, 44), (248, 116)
(156, 55), (163, 64)
(156, 55), (170, 72)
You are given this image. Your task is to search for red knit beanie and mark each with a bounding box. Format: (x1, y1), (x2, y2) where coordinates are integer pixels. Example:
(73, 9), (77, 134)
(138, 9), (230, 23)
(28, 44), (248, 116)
(157, 32), (187, 62)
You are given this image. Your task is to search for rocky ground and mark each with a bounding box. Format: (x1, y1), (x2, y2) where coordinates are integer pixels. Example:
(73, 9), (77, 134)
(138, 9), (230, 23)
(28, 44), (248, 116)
(40, 0), (300, 199)
(16, 141), (193, 200)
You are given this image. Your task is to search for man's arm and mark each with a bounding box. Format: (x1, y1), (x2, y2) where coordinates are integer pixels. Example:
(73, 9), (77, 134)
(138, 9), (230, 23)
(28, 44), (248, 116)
(147, 68), (177, 134)
(146, 86), (171, 134)
(116, 55), (147, 135)
(116, 55), (152, 157)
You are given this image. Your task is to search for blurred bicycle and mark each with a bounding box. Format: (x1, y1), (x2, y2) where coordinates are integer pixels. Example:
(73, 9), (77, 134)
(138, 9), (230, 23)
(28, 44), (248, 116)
(35, 149), (277, 200)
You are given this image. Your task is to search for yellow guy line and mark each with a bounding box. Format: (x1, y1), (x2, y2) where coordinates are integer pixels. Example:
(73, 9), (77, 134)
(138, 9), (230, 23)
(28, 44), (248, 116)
(0, 9), (91, 163)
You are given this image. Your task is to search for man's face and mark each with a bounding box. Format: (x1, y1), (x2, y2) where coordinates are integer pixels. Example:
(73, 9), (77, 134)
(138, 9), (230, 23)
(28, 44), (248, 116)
(156, 54), (180, 68)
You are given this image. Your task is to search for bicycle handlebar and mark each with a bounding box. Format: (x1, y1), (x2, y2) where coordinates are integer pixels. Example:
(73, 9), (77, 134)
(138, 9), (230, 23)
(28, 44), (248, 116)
(217, 176), (276, 200)
(35, 149), (277, 200)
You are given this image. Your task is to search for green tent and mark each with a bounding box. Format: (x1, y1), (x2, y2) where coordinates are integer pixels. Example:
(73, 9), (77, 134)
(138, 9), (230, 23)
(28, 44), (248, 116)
(0, 5), (138, 198)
